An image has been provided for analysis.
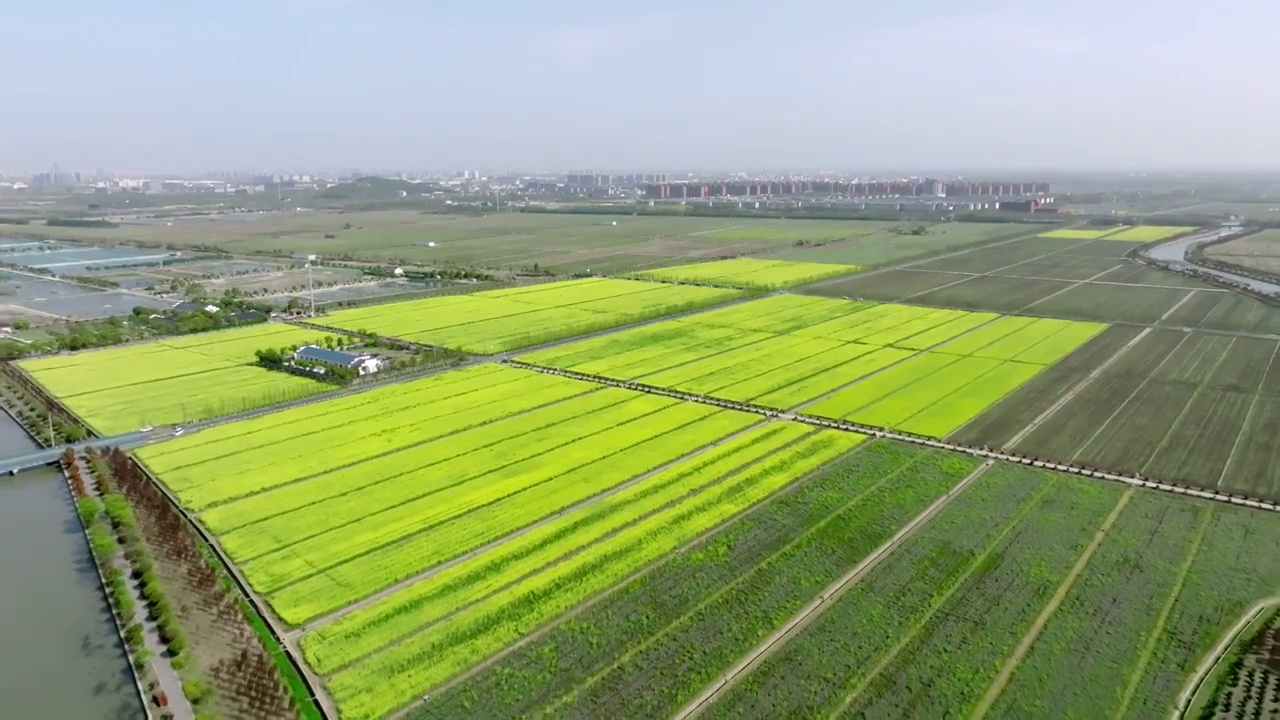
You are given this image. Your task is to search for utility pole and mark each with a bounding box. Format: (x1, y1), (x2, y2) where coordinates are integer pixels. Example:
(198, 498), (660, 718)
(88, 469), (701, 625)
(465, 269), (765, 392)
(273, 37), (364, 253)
(307, 254), (317, 317)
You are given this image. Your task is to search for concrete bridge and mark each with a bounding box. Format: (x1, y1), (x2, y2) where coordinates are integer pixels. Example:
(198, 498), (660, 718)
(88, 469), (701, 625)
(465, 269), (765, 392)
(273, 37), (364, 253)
(1, 427), (166, 475)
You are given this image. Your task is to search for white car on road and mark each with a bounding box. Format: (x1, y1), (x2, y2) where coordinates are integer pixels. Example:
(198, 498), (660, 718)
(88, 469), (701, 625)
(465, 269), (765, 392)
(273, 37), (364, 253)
(139, 425), (153, 433)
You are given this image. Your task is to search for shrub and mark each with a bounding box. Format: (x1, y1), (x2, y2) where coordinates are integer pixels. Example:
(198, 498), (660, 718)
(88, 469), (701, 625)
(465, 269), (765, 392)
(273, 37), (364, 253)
(171, 654), (188, 671)
(166, 632), (187, 655)
(124, 622), (144, 648)
(75, 497), (101, 525)
(182, 678), (212, 705)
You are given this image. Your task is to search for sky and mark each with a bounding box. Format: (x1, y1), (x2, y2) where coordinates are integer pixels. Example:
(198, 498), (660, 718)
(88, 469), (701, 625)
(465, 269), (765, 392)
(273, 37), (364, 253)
(4, 0), (1279, 174)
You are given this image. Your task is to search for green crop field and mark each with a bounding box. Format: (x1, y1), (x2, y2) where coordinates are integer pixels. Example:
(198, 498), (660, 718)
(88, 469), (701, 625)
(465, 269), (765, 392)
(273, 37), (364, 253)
(7, 209), (904, 273)
(135, 363), (878, 719)
(626, 257), (861, 289)
(694, 464), (1280, 720)
(317, 277), (744, 353)
(19, 323), (332, 434)
(519, 294), (1105, 438)
(955, 328), (1280, 499)
(767, 222), (1033, 267)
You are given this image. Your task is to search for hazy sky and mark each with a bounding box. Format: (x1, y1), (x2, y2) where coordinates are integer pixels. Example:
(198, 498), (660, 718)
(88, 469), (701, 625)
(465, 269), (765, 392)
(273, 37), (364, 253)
(5, 0), (1278, 173)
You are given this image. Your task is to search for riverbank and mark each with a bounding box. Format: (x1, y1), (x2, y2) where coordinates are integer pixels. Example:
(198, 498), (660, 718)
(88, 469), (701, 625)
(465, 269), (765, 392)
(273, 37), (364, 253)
(0, 415), (144, 719)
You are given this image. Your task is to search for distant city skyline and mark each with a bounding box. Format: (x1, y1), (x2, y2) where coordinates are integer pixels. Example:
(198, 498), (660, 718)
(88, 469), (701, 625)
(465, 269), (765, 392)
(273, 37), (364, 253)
(4, 0), (1279, 173)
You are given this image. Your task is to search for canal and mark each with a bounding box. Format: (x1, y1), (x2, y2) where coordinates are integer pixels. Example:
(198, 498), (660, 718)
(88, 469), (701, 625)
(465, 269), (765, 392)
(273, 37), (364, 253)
(0, 413), (143, 718)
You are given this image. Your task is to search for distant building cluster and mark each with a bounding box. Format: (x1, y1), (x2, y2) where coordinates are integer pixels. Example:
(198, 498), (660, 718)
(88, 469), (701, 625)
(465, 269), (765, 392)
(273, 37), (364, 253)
(641, 178), (1050, 201)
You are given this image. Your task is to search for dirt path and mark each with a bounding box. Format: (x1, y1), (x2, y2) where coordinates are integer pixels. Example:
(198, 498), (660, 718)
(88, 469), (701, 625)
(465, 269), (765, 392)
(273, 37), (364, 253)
(673, 461), (995, 720)
(386, 438), (874, 720)
(1217, 340), (1280, 488)
(968, 489), (1135, 719)
(79, 455), (194, 720)
(1174, 595), (1280, 719)
(1113, 506), (1212, 719)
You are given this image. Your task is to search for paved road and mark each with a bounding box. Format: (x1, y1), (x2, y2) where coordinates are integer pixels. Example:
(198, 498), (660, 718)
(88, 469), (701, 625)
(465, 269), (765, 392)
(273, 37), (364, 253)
(0, 429), (158, 474)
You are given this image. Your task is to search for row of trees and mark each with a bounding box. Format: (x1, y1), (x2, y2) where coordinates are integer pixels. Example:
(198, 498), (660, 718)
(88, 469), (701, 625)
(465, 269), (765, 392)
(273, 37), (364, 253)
(102, 447), (299, 719)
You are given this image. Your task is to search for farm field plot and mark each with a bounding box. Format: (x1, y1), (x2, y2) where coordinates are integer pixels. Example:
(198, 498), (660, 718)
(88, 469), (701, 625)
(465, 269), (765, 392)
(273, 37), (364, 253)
(701, 465), (1280, 720)
(413, 440), (980, 719)
(768, 222), (1032, 267)
(1161, 289), (1280, 335)
(136, 364), (783, 627)
(520, 294), (1104, 438)
(1205, 228), (1280, 277)
(19, 322), (331, 434)
(1039, 227), (1126, 239)
(1098, 262), (1220, 288)
(12, 210), (903, 273)
(1102, 225), (1198, 242)
(958, 328), (1280, 498)
(907, 275), (1073, 313)
(626, 257), (860, 289)
(903, 235), (1101, 274)
(1030, 283), (1194, 324)
(997, 253), (1125, 281)
(317, 276), (744, 353)
(804, 268), (968, 302)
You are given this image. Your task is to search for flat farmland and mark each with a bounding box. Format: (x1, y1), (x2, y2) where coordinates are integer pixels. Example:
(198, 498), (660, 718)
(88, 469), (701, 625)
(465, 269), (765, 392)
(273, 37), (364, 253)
(905, 275), (1074, 313)
(135, 363), (873, 719)
(1103, 225), (1198, 242)
(519, 294), (1105, 438)
(1030, 283), (1193, 324)
(1039, 227), (1126, 239)
(768, 222), (1032, 267)
(19, 322), (331, 434)
(627, 257), (860, 289)
(5, 210), (904, 273)
(1205, 229), (1280, 276)
(696, 466), (1280, 720)
(317, 277), (744, 353)
(957, 327), (1280, 499)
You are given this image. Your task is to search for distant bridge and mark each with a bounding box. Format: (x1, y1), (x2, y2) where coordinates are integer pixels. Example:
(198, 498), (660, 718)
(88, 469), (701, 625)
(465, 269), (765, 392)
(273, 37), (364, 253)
(1, 428), (162, 475)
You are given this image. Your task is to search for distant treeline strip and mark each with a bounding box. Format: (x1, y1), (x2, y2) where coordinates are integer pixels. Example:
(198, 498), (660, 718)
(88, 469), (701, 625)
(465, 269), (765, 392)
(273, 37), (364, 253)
(47, 217), (119, 228)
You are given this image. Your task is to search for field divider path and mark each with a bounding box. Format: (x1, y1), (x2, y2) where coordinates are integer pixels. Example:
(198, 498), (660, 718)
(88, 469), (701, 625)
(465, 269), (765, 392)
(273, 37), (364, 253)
(1016, 266), (1146, 314)
(506, 361), (1280, 509)
(1139, 338), (1238, 477)
(1217, 340), (1280, 488)
(820, 474), (1062, 720)
(897, 238), (1109, 302)
(787, 316), (1008, 414)
(673, 460), (996, 720)
(896, 267), (1230, 292)
(1174, 594), (1280, 720)
(542, 449), (942, 715)
(1113, 505), (1213, 720)
(289, 416), (781, 639)
(999, 327), (1154, 448)
(1070, 333), (1194, 461)
(385, 438), (878, 720)
(968, 488), (1136, 720)
(800, 226), (1052, 290)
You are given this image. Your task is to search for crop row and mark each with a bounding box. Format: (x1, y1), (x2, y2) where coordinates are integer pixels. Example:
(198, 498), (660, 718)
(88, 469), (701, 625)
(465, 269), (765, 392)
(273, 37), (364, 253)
(517, 295), (1104, 439)
(255, 400), (757, 623)
(323, 430), (863, 720)
(145, 371), (597, 509)
(536, 448), (979, 719)
(140, 364), (519, 469)
(627, 257), (862, 289)
(301, 422), (814, 674)
(701, 463), (1080, 716)
(21, 322), (334, 434)
(319, 276), (744, 353)
(239, 397), (721, 591)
